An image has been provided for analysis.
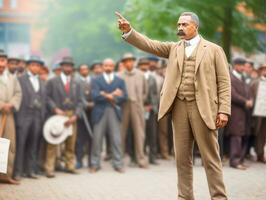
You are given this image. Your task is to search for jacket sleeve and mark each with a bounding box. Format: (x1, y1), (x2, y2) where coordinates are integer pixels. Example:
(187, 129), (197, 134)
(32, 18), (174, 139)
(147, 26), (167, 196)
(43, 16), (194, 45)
(9, 77), (22, 111)
(46, 79), (57, 112)
(115, 79), (128, 105)
(75, 82), (84, 118)
(91, 79), (108, 103)
(214, 46), (231, 115)
(125, 29), (173, 58)
(231, 83), (247, 107)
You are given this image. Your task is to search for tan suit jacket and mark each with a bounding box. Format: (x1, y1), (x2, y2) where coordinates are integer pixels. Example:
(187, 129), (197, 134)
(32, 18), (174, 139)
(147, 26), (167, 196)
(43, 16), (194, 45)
(0, 72), (21, 178)
(125, 29), (231, 130)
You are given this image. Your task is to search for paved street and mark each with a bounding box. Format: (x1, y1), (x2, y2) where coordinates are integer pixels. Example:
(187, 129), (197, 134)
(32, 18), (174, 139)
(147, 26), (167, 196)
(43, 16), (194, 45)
(0, 158), (266, 200)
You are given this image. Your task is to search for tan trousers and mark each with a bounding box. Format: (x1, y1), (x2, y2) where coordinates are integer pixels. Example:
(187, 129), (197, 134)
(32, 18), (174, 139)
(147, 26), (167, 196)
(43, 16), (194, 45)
(0, 113), (16, 180)
(44, 113), (77, 174)
(172, 98), (227, 200)
(121, 101), (148, 166)
(159, 114), (170, 158)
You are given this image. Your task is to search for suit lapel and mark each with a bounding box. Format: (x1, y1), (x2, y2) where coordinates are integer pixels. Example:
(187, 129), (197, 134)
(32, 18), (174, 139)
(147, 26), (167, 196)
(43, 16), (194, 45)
(195, 38), (207, 74)
(176, 41), (185, 73)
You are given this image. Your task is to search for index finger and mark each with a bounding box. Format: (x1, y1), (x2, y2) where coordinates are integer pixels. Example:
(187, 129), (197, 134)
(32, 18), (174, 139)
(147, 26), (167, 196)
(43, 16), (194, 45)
(115, 11), (126, 20)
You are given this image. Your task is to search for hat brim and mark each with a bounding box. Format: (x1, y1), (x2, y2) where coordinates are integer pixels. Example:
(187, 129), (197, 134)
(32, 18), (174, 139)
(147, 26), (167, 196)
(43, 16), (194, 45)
(121, 57), (136, 62)
(27, 60), (44, 65)
(43, 115), (73, 145)
(60, 62), (74, 66)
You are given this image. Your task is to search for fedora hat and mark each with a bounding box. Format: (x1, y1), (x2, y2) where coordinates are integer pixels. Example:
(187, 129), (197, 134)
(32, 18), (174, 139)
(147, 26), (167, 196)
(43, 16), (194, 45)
(43, 115), (73, 145)
(138, 57), (150, 65)
(27, 55), (44, 65)
(60, 56), (75, 66)
(121, 53), (136, 62)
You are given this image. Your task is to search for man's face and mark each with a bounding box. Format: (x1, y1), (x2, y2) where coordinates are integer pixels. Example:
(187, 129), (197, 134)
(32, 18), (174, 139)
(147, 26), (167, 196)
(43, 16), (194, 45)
(0, 57), (7, 74)
(28, 62), (41, 75)
(17, 60), (26, 73)
(61, 63), (74, 75)
(8, 59), (19, 74)
(123, 59), (135, 71)
(234, 64), (245, 73)
(103, 61), (115, 74)
(93, 64), (103, 75)
(177, 15), (198, 40)
(260, 68), (266, 77)
(139, 64), (149, 72)
(243, 63), (253, 75)
(149, 61), (158, 71)
(79, 65), (90, 77)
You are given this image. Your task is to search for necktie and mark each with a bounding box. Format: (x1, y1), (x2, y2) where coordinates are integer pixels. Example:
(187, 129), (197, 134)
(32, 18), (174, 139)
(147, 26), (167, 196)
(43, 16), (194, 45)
(65, 77), (70, 94)
(185, 41), (191, 47)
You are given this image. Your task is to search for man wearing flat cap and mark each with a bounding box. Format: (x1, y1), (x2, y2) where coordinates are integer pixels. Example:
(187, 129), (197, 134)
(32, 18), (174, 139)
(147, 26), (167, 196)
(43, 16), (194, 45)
(227, 57), (252, 170)
(116, 11), (231, 199)
(14, 55), (47, 180)
(0, 49), (22, 185)
(119, 53), (149, 168)
(250, 63), (266, 163)
(44, 56), (82, 178)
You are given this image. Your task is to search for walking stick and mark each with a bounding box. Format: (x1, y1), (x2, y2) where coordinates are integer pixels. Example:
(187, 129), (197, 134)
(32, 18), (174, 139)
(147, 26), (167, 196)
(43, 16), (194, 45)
(0, 113), (7, 138)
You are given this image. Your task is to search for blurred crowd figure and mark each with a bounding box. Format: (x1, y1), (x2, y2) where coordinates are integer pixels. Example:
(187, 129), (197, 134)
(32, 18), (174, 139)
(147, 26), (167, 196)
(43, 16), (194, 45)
(0, 49), (265, 185)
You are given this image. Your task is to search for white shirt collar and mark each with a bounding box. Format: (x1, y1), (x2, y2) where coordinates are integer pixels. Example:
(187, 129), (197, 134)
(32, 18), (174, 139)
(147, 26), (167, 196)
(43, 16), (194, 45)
(103, 72), (114, 83)
(232, 70), (243, 81)
(80, 75), (91, 83)
(185, 34), (200, 46)
(27, 70), (38, 78)
(261, 76), (266, 81)
(60, 73), (71, 85)
(0, 69), (9, 84)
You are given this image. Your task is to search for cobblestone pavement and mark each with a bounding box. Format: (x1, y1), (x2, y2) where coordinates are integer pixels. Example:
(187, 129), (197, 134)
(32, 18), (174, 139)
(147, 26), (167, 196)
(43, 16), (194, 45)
(0, 158), (266, 200)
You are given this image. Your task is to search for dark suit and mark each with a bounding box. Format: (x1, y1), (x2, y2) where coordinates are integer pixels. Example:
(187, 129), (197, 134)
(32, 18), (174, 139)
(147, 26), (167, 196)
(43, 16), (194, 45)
(14, 72), (46, 176)
(75, 77), (94, 167)
(144, 74), (159, 163)
(227, 72), (250, 167)
(44, 75), (82, 173)
(90, 74), (127, 169)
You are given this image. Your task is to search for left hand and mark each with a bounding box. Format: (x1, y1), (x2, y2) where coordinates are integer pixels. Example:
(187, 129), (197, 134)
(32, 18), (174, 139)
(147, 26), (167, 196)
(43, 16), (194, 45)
(64, 115), (77, 127)
(1, 103), (13, 113)
(216, 113), (229, 129)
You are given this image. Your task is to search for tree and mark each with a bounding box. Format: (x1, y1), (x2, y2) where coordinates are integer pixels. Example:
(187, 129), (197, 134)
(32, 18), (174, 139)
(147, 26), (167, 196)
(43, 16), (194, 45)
(40, 0), (131, 65)
(124, 0), (266, 60)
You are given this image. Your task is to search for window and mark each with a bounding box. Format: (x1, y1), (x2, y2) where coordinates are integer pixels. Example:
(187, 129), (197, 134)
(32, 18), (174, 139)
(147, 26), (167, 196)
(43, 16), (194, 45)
(10, 0), (17, 9)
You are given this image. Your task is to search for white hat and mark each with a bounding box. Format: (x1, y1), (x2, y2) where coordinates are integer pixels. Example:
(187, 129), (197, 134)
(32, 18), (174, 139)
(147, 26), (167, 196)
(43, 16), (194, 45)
(43, 115), (73, 145)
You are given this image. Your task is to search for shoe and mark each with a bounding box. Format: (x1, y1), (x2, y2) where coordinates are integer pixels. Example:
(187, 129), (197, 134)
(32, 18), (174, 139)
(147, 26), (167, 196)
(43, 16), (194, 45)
(46, 173), (55, 178)
(139, 163), (149, 169)
(150, 159), (159, 165)
(89, 167), (99, 174)
(27, 174), (38, 179)
(233, 164), (247, 170)
(114, 167), (125, 173)
(257, 156), (266, 164)
(129, 161), (138, 168)
(76, 162), (83, 169)
(0, 178), (20, 185)
(65, 169), (79, 174)
(13, 176), (22, 182)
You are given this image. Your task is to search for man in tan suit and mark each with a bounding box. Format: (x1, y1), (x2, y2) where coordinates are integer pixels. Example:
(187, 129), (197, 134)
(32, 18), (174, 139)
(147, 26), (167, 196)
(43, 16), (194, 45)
(0, 50), (22, 184)
(116, 11), (231, 200)
(119, 53), (149, 168)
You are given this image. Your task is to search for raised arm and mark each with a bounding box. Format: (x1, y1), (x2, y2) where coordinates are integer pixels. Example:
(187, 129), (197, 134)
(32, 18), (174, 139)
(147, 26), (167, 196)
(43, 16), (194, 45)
(115, 12), (173, 58)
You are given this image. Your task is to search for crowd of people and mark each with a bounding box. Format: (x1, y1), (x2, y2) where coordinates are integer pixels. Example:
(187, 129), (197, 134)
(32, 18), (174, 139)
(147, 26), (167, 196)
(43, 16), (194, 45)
(0, 48), (265, 185)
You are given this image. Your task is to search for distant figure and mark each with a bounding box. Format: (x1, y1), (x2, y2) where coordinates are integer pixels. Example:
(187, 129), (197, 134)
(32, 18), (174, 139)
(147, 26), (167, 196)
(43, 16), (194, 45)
(90, 58), (127, 173)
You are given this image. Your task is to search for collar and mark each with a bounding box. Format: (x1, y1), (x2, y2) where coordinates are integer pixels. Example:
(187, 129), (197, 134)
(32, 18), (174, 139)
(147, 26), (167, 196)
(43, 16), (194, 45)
(27, 70), (38, 78)
(232, 70), (243, 81)
(103, 72), (114, 80)
(80, 75), (91, 82)
(125, 68), (136, 75)
(184, 34), (200, 46)
(61, 72), (71, 80)
(261, 76), (266, 81)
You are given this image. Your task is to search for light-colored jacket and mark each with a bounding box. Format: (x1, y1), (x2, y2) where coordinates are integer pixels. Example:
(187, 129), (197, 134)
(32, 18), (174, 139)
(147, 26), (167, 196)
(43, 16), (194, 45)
(125, 29), (231, 130)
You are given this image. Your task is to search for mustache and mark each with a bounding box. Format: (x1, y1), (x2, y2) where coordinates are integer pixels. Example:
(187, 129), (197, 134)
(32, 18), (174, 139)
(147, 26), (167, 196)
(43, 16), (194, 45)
(177, 30), (186, 36)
